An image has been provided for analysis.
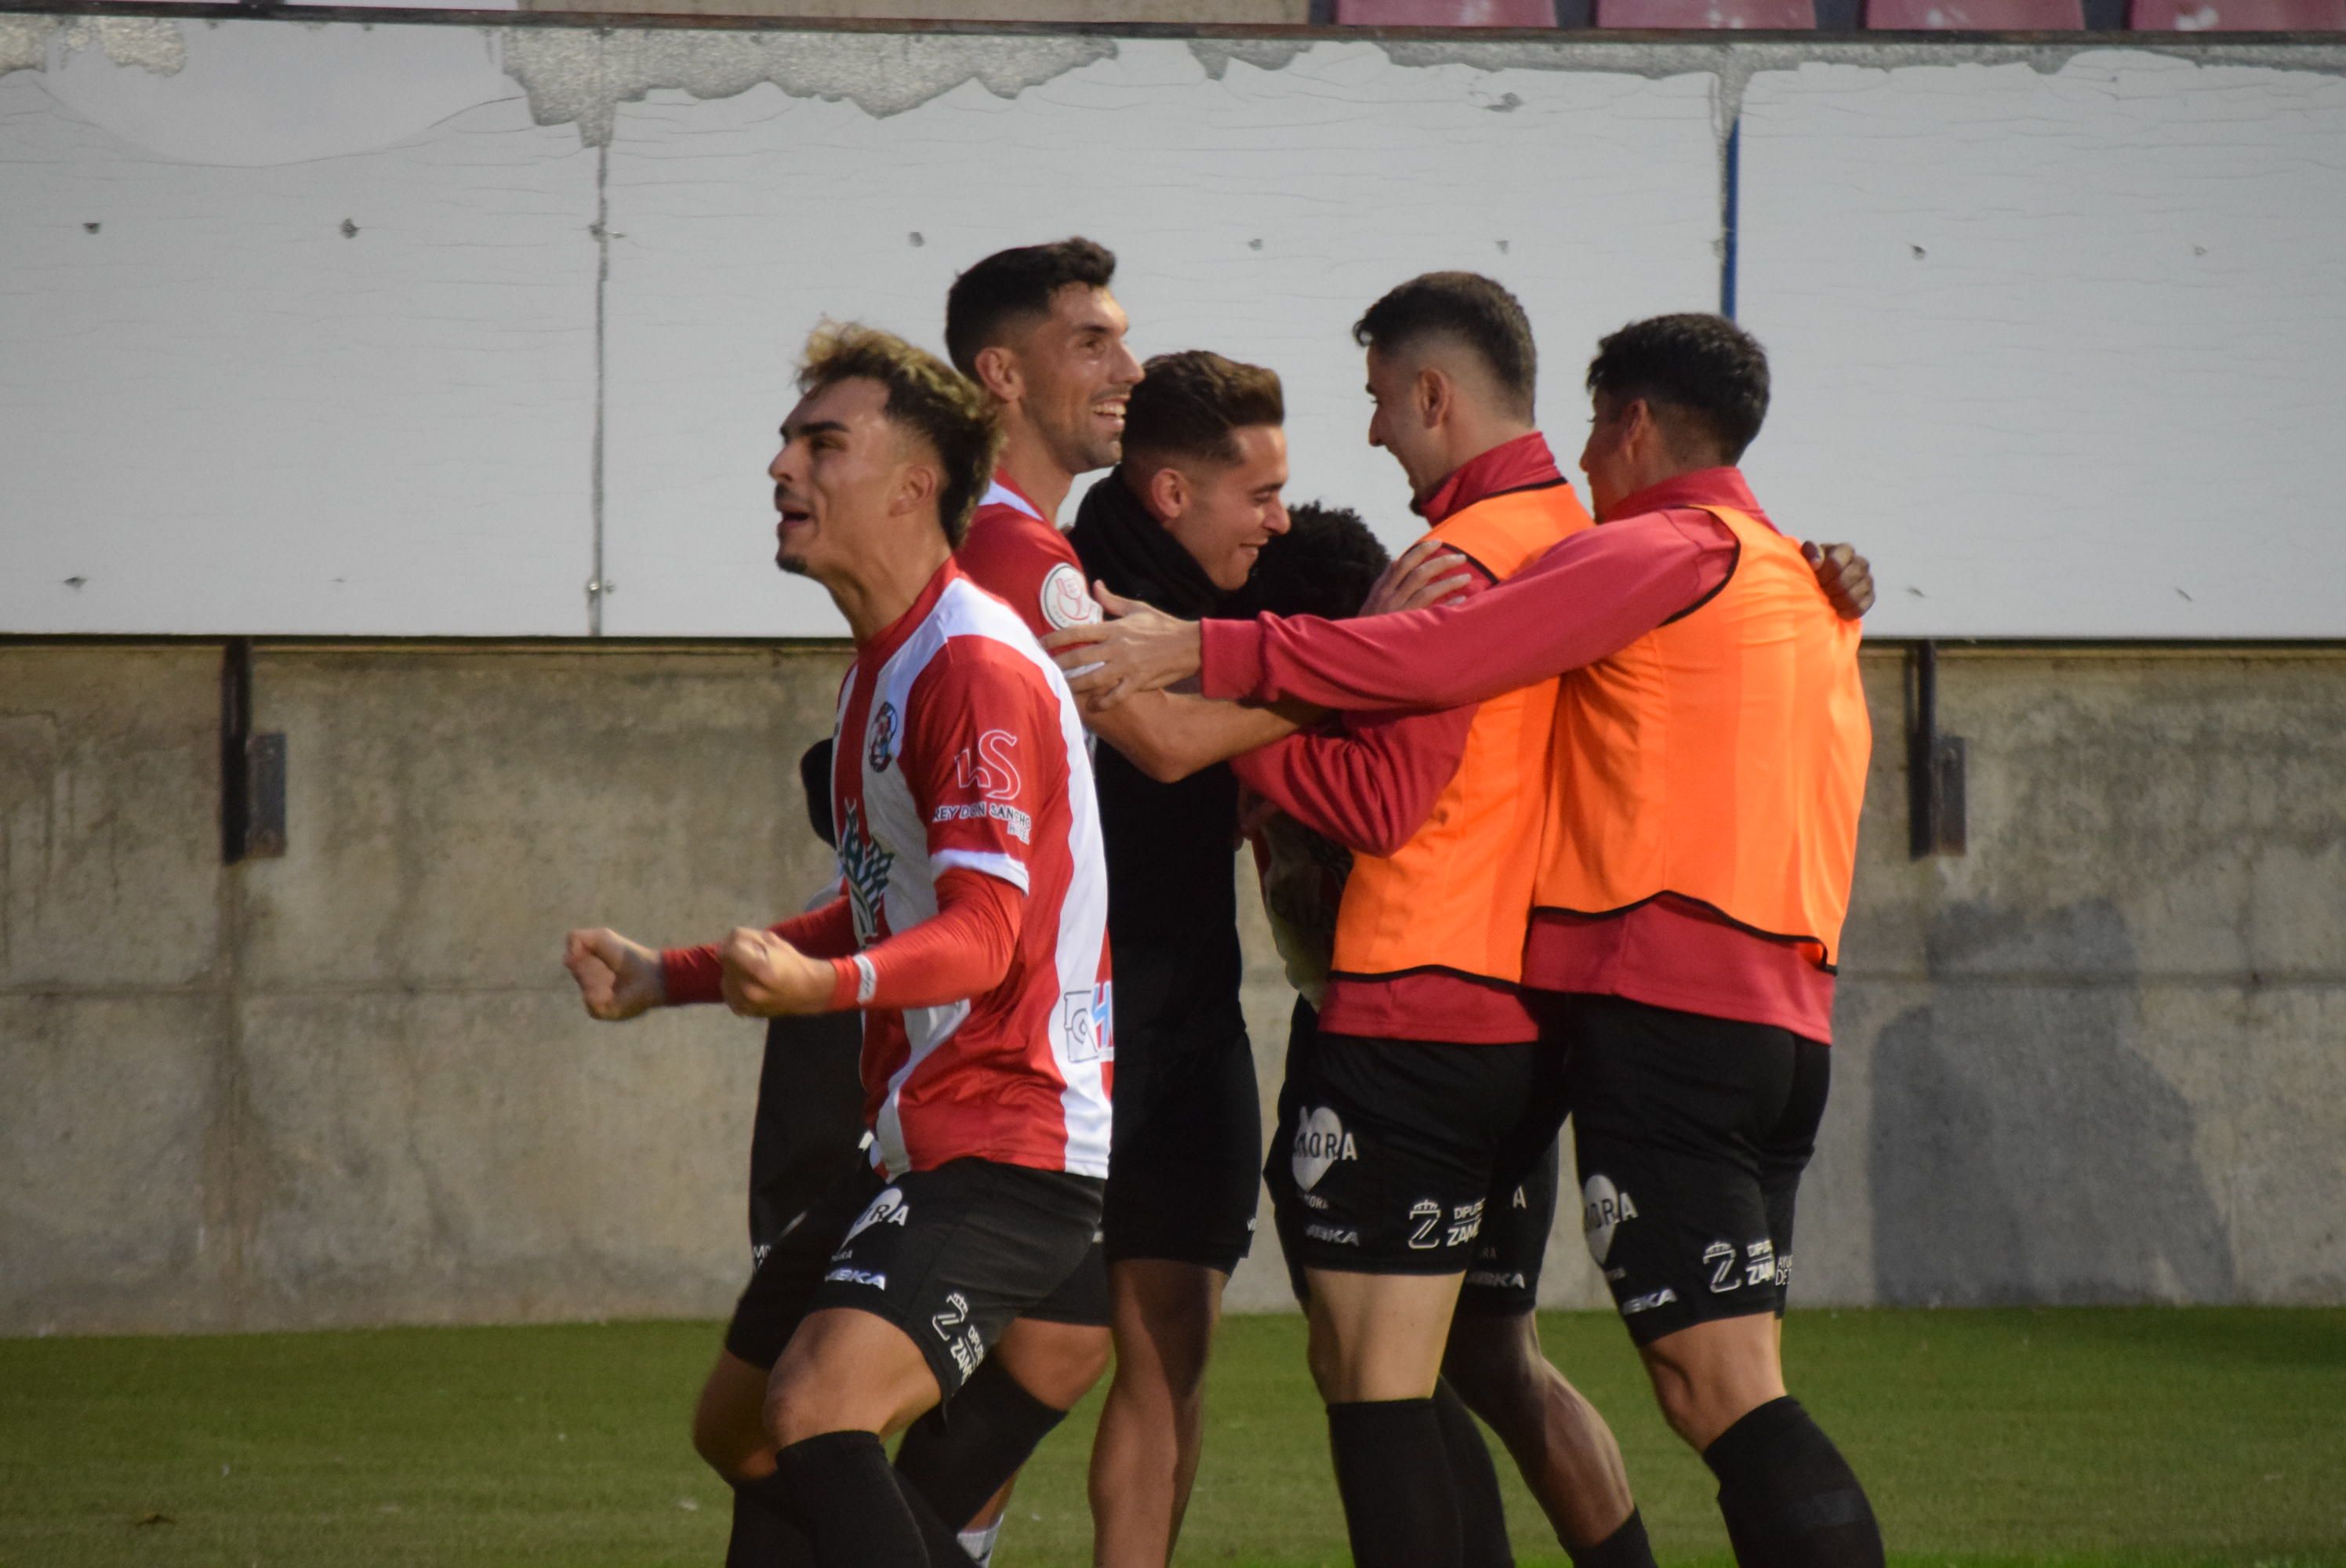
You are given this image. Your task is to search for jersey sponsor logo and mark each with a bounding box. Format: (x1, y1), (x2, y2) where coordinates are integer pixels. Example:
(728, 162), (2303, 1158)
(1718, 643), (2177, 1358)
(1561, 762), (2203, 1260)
(1582, 1173), (1637, 1265)
(867, 701), (898, 773)
(841, 1185), (910, 1246)
(1040, 562), (1102, 631)
(1406, 1197), (1444, 1250)
(837, 801), (895, 945)
(932, 799), (1033, 843)
(1444, 1198), (1487, 1248)
(1305, 1223), (1360, 1246)
(1291, 1105), (1357, 1192)
(824, 1268), (888, 1289)
(953, 729), (1022, 801)
(1622, 1287), (1678, 1316)
(1062, 985), (1112, 1064)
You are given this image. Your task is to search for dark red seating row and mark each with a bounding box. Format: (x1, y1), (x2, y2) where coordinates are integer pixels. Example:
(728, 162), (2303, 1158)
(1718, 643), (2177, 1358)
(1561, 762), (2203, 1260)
(1335, 0), (2344, 26)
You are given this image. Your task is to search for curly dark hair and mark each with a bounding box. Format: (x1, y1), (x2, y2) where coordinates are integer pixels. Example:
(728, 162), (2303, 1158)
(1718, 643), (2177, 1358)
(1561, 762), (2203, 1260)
(1232, 501), (1391, 622)
(943, 238), (1117, 379)
(1585, 312), (1770, 463)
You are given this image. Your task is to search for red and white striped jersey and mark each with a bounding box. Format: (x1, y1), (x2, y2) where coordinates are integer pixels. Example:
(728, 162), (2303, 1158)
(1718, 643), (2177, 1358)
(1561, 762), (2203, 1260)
(956, 472), (1103, 641)
(832, 558), (1113, 1179)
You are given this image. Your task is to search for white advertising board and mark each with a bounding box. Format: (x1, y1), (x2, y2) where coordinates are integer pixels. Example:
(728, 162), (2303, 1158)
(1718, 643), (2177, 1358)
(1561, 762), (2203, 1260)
(2, 20), (2341, 637)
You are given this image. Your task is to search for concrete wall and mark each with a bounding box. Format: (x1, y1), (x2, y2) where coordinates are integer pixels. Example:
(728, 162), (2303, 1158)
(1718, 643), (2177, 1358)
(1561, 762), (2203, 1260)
(4, 639), (2341, 1334)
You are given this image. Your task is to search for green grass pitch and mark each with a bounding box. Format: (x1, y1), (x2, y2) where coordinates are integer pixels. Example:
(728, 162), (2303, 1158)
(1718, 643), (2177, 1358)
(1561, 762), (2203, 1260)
(5, 1308), (2342, 1566)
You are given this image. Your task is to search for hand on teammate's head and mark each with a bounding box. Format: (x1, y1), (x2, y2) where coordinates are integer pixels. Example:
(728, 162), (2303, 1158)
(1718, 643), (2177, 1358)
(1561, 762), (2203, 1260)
(1803, 541), (1875, 619)
(561, 927), (664, 1022)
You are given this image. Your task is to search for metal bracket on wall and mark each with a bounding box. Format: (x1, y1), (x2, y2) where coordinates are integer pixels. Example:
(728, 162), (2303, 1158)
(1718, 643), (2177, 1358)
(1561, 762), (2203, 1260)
(1908, 641), (1966, 858)
(221, 637), (287, 862)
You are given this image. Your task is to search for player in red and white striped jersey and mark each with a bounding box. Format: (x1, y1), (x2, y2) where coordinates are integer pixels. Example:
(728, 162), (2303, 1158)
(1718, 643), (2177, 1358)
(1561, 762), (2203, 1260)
(692, 322), (1110, 1568)
(819, 561), (1113, 1181)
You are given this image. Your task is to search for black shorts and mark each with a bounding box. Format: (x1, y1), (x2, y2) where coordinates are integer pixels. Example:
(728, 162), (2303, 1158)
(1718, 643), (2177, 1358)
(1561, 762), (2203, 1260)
(1102, 1025), (1261, 1274)
(747, 1013), (866, 1260)
(1555, 993), (1830, 1345)
(1456, 1135), (1561, 1317)
(725, 1154), (1106, 1396)
(1266, 1014), (1569, 1279)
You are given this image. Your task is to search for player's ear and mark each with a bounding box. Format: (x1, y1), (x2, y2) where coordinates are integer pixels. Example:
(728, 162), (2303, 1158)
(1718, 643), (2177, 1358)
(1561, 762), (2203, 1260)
(890, 452), (940, 520)
(1142, 461), (1186, 524)
(1414, 365), (1449, 431)
(971, 343), (1021, 405)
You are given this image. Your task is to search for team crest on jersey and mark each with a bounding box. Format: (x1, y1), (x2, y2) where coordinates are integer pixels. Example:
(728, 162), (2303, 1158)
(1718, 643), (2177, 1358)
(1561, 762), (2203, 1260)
(1040, 563), (1101, 631)
(867, 702), (899, 773)
(837, 800), (894, 942)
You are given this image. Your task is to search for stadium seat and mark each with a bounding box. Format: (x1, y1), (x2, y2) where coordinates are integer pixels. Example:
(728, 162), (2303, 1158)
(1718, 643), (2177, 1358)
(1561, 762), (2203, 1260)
(1592, 0), (1814, 24)
(1865, 0), (2083, 23)
(2128, 0), (2344, 24)
(1333, 0), (1561, 23)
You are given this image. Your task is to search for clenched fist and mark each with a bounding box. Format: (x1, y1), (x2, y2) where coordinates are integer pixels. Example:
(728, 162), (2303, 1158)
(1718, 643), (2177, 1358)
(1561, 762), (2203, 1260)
(719, 926), (837, 1018)
(562, 927), (665, 1022)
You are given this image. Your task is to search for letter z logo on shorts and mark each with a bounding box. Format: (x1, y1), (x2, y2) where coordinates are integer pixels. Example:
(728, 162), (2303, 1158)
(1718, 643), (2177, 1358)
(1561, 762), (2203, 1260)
(1291, 1105), (1358, 1192)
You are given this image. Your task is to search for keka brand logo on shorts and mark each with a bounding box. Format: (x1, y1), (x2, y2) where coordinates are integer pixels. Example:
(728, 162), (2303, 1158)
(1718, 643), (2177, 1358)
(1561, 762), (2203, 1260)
(1582, 1173), (1638, 1265)
(1291, 1105), (1356, 1192)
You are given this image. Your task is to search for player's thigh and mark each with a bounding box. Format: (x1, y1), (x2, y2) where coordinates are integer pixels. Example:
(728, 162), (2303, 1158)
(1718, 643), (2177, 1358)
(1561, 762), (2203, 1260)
(1103, 1027), (1263, 1276)
(797, 1159), (1105, 1422)
(993, 1311), (1113, 1410)
(1560, 995), (1802, 1348)
(1105, 1257), (1228, 1391)
(1304, 1266), (1467, 1403)
(766, 1306), (943, 1446)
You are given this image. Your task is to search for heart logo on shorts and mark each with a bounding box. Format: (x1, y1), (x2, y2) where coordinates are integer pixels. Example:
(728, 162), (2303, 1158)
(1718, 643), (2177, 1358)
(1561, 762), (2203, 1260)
(1291, 1105), (1354, 1192)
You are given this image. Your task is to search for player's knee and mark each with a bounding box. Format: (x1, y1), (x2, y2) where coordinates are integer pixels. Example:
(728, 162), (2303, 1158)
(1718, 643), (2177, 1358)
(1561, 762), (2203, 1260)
(999, 1322), (1113, 1410)
(1442, 1325), (1546, 1435)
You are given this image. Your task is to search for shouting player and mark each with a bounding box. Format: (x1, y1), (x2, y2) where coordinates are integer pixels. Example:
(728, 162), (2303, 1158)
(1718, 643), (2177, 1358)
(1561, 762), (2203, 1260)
(724, 322), (1110, 1565)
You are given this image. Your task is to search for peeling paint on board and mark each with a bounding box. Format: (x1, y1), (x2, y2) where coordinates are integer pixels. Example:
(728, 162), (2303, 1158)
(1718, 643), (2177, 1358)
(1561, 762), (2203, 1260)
(1186, 38), (1313, 79)
(0, 14), (187, 78)
(499, 27), (1117, 145)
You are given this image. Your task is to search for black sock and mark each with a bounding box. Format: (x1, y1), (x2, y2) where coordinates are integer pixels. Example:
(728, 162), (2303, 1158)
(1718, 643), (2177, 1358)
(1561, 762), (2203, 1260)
(751, 1430), (933, 1567)
(1568, 1507), (1656, 1568)
(1431, 1377), (1514, 1567)
(1327, 1399), (1464, 1568)
(724, 1485), (815, 1568)
(1701, 1397), (1883, 1568)
(893, 1356), (1067, 1530)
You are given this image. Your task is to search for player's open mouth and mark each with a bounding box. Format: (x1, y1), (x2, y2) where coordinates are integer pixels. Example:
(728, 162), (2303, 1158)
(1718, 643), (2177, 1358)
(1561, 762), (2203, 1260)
(776, 503), (815, 532)
(1094, 400), (1127, 427)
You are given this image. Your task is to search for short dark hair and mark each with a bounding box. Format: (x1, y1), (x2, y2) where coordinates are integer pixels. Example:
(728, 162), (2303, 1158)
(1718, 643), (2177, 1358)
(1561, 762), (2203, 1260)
(1233, 500), (1391, 621)
(943, 238), (1118, 378)
(797, 321), (1002, 547)
(1123, 350), (1284, 468)
(1352, 271), (1538, 419)
(1584, 313), (1770, 463)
